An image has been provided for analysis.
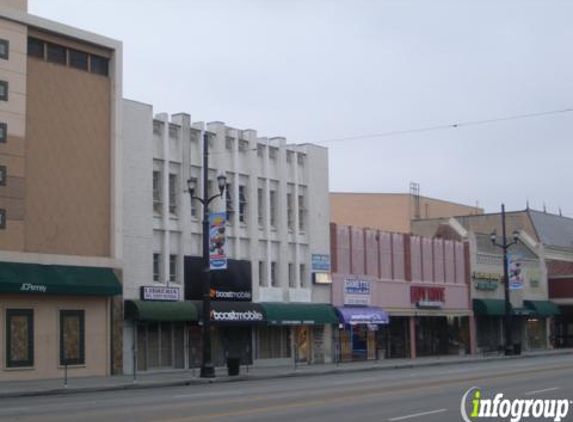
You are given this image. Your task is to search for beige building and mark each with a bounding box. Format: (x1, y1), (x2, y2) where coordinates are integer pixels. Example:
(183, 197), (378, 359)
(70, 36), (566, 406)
(0, 1), (122, 379)
(330, 192), (482, 233)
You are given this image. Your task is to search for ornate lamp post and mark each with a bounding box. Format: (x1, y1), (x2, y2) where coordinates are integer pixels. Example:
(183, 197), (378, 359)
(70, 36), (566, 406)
(187, 131), (226, 378)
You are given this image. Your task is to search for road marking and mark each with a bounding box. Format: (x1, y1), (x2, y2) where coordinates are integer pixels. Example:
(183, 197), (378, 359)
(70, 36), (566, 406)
(524, 387), (560, 396)
(388, 408), (447, 421)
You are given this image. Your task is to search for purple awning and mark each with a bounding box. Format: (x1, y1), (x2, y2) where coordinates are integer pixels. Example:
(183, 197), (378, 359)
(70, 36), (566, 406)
(336, 306), (389, 325)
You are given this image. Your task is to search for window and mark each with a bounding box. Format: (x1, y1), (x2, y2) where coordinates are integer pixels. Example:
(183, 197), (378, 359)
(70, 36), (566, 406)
(60, 310), (85, 366)
(239, 185), (247, 224)
(47, 43), (66, 64)
(269, 190), (277, 228)
(257, 188), (264, 227)
(225, 137), (234, 151)
(269, 147), (278, 160)
(299, 264), (307, 288)
(0, 209), (5, 229)
(27, 37), (44, 59)
(259, 261), (266, 287)
(239, 140), (249, 152)
(0, 122), (7, 143)
(288, 263), (295, 288)
(271, 262), (278, 287)
(0, 39), (9, 60)
(286, 151), (294, 163)
(169, 124), (180, 139)
(298, 194), (306, 231)
(257, 144), (265, 157)
(225, 183), (233, 222)
(153, 253), (160, 282)
(153, 121), (163, 136)
(189, 177), (198, 218)
(0, 81), (8, 101)
(168, 174), (178, 215)
(169, 254), (177, 283)
(6, 309), (33, 368)
(69, 49), (88, 71)
(297, 153), (305, 166)
(0, 165), (7, 186)
(90, 54), (109, 76)
(153, 171), (162, 214)
(286, 193), (294, 231)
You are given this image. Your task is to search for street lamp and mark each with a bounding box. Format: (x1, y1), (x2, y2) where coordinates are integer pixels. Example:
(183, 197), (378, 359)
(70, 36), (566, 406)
(187, 131), (226, 378)
(490, 203), (520, 356)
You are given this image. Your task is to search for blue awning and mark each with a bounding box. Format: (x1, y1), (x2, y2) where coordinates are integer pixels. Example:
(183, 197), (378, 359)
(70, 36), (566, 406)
(336, 306), (389, 325)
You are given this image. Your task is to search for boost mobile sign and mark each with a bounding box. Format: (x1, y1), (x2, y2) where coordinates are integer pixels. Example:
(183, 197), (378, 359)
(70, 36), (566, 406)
(210, 309), (264, 322)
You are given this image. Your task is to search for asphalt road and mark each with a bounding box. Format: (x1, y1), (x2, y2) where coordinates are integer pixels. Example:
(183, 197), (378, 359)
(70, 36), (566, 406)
(2, 354), (573, 422)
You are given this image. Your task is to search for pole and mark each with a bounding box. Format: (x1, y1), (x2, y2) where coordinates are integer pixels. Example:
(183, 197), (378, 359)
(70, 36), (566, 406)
(501, 204), (513, 356)
(200, 131), (215, 378)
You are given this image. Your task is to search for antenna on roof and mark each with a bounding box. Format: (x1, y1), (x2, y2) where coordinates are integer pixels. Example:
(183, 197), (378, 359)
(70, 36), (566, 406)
(559, 207), (563, 217)
(526, 199), (530, 210)
(543, 202), (547, 213)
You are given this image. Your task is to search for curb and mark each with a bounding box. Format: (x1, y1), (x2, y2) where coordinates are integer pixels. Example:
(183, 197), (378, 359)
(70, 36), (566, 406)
(1, 350), (572, 399)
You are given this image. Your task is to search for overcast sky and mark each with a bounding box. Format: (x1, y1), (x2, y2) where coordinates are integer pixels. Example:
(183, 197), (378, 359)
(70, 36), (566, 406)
(29, 0), (573, 215)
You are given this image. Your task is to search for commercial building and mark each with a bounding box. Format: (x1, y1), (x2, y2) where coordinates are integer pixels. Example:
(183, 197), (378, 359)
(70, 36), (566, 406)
(330, 223), (473, 361)
(0, 1), (123, 379)
(122, 105), (334, 372)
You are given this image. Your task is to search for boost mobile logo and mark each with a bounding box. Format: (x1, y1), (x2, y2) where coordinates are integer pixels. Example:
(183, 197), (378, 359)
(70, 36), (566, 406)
(461, 387), (570, 422)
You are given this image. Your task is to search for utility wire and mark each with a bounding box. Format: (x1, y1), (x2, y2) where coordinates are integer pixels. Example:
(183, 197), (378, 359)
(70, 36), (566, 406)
(308, 108), (573, 145)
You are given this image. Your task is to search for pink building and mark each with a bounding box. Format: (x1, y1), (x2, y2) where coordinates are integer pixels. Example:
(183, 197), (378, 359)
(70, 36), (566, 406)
(330, 223), (474, 360)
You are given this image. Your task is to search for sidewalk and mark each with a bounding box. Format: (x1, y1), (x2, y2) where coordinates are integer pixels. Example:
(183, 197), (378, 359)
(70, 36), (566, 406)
(1, 349), (571, 399)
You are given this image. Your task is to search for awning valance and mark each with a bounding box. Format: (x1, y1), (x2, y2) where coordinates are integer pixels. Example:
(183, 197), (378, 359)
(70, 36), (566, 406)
(261, 302), (338, 326)
(336, 306), (389, 325)
(125, 300), (199, 322)
(473, 299), (506, 316)
(524, 300), (561, 316)
(0, 262), (121, 296)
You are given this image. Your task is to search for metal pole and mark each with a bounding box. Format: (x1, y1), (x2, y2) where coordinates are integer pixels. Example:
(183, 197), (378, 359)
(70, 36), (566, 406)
(200, 131), (215, 378)
(502, 204), (513, 356)
(133, 320), (137, 383)
(63, 331), (68, 388)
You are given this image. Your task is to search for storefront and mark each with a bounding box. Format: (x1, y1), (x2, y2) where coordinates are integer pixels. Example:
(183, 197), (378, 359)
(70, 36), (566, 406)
(0, 261), (121, 380)
(335, 306), (389, 361)
(260, 302), (337, 364)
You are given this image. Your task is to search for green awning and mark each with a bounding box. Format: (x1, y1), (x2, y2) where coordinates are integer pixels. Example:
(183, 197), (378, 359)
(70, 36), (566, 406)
(261, 302), (338, 326)
(524, 300), (561, 316)
(473, 299), (507, 316)
(125, 300), (199, 322)
(0, 261), (121, 296)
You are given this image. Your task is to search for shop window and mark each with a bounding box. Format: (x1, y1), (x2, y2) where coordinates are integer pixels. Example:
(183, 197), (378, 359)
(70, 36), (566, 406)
(0, 122), (7, 143)
(90, 54), (109, 76)
(6, 309), (34, 368)
(238, 185), (247, 224)
(27, 37), (44, 59)
(0, 39), (9, 60)
(0, 81), (8, 101)
(47, 43), (66, 65)
(60, 310), (85, 365)
(69, 49), (88, 71)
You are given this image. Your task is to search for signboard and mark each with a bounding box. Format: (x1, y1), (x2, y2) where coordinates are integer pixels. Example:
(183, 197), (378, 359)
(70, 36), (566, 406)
(311, 254), (331, 272)
(411, 285), (445, 308)
(185, 257), (252, 302)
(207, 301), (266, 325)
(140, 286), (180, 302)
(528, 269), (542, 289)
(344, 279), (371, 306)
(508, 254), (524, 290)
(313, 272), (332, 285)
(209, 212), (227, 270)
(472, 272), (501, 291)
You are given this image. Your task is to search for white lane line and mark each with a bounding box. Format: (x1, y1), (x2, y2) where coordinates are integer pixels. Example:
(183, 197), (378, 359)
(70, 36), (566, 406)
(524, 387), (560, 396)
(388, 408), (447, 421)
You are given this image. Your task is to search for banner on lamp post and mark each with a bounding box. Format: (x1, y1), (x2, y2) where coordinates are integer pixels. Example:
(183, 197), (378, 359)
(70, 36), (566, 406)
(209, 212), (227, 270)
(508, 254), (524, 290)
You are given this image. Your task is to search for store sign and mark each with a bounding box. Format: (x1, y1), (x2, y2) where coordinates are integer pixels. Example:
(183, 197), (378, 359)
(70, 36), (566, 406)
(210, 309), (264, 322)
(411, 285), (445, 309)
(210, 288), (251, 301)
(528, 269), (542, 288)
(209, 212), (227, 270)
(185, 257), (252, 302)
(313, 272), (332, 285)
(311, 254), (331, 272)
(344, 279), (371, 306)
(472, 272), (501, 291)
(20, 283), (47, 293)
(141, 286), (180, 301)
(509, 254), (524, 290)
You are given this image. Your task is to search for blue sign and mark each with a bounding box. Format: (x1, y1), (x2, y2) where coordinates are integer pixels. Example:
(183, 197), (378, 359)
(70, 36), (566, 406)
(311, 254), (331, 272)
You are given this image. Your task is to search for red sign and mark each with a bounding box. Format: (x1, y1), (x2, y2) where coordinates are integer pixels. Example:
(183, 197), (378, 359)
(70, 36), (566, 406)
(410, 286), (445, 304)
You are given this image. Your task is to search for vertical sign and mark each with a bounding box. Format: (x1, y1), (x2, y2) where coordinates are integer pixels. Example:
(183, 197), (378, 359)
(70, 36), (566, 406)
(209, 212), (227, 270)
(508, 254), (524, 290)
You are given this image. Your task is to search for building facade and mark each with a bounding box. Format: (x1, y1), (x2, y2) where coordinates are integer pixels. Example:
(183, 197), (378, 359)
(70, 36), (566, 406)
(330, 223), (473, 361)
(122, 105), (334, 373)
(0, 1), (123, 379)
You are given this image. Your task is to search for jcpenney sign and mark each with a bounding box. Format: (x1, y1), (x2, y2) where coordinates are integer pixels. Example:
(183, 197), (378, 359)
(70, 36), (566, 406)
(20, 283), (47, 293)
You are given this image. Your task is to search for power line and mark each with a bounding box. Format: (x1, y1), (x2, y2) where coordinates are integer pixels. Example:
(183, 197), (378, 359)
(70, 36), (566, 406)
(308, 108), (573, 145)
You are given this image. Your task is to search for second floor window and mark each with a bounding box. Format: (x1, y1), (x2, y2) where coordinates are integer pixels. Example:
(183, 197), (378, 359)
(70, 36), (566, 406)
(169, 254), (177, 283)
(153, 253), (160, 282)
(271, 262), (278, 287)
(239, 186), (247, 224)
(257, 188), (264, 227)
(168, 174), (178, 215)
(152, 171), (162, 214)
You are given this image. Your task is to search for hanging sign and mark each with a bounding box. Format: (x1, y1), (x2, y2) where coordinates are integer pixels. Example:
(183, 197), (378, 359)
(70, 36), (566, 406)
(209, 212), (227, 270)
(508, 254), (524, 290)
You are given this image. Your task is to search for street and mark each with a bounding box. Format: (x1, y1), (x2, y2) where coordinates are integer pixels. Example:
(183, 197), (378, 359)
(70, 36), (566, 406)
(1, 354), (572, 422)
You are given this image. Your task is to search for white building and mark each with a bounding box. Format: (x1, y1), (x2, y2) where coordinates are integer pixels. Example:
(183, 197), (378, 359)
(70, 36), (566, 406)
(122, 100), (333, 373)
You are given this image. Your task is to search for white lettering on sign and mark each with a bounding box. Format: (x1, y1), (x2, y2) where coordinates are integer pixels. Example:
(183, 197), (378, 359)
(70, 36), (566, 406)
(210, 310), (264, 322)
(211, 290), (252, 300)
(142, 286), (179, 301)
(20, 283), (47, 293)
